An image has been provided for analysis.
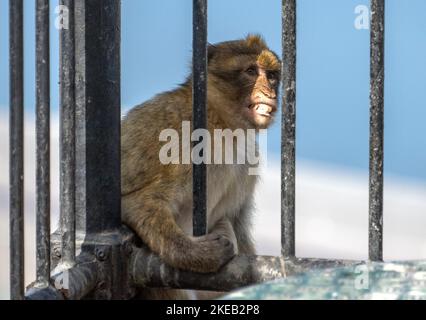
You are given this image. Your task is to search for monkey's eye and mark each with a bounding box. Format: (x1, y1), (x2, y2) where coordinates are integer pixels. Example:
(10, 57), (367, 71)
(267, 71), (279, 80)
(245, 66), (257, 76)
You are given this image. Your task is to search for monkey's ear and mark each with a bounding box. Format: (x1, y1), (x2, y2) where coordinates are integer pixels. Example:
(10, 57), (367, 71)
(246, 34), (267, 49)
(207, 43), (218, 63)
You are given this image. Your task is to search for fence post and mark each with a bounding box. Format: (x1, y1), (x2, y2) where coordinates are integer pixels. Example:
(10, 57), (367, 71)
(73, 0), (125, 299)
(36, 0), (51, 289)
(281, 0), (297, 259)
(74, 0), (121, 235)
(9, 0), (25, 300)
(59, 0), (76, 269)
(192, 0), (208, 237)
(369, 0), (385, 262)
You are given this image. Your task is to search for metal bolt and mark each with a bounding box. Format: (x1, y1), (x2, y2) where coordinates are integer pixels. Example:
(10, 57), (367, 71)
(53, 247), (61, 258)
(96, 248), (108, 261)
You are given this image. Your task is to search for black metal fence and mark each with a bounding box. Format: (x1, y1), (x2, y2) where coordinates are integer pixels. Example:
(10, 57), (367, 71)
(8, 0), (386, 300)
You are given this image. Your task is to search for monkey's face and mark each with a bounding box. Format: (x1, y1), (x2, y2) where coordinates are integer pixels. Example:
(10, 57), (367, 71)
(208, 35), (281, 129)
(240, 59), (280, 129)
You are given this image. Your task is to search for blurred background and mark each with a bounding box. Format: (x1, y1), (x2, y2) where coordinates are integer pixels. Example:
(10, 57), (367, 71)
(0, 0), (425, 299)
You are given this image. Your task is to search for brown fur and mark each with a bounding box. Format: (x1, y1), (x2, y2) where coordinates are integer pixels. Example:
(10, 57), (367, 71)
(121, 35), (281, 299)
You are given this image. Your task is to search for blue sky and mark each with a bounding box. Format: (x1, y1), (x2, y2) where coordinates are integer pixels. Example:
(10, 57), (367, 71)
(0, 0), (425, 181)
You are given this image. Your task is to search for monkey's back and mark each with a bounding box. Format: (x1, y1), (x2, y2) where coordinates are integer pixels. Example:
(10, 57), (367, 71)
(121, 87), (192, 197)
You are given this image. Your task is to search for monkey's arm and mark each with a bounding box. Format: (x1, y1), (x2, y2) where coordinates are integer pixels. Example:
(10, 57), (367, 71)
(122, 189), (236, 273)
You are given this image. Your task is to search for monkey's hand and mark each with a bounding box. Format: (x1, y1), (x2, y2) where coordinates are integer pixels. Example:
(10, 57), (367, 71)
(181, 232), (236, 273)
(182, 218), (238, 273)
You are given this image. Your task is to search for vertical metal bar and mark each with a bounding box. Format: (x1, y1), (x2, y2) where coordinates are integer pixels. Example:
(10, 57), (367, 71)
(9, 0), (25, 300)
(74, 0), (121, 234)
(192, 0), (207, 237)
(281, 0), (296, 258)
(369, 0), (385, 262)
(60, 0), (76, 266)
(35, 0), (51, 288)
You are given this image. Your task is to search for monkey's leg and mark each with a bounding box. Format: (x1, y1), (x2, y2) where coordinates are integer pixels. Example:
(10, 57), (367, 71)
(193, 217), (238, 300)
(196, 206), (256, 300)
(122, 190), (236, 273)
(231, 201), (256, 255)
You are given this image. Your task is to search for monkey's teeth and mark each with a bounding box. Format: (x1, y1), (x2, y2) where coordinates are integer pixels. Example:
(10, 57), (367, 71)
(255, 104), (272, 116)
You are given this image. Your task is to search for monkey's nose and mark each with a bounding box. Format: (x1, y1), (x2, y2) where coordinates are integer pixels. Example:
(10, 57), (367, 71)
(259, 88), (277, 100)
(265, 90), (277, 99)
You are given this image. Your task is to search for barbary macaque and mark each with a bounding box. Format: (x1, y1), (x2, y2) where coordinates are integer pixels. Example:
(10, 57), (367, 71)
(121, 35), (281, 298)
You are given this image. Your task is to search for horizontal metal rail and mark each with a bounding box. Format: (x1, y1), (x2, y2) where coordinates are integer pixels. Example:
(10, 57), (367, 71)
(26, 257), (98, 300)
(130, 246), (361, 292)
(25, 243), (363, 299)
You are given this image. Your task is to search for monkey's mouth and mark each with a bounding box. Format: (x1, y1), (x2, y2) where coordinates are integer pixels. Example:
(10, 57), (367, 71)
(248, 103), (276, 118)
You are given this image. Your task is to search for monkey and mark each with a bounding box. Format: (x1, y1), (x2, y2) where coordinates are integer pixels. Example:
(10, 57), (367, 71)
(121, 34), (281, 299)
